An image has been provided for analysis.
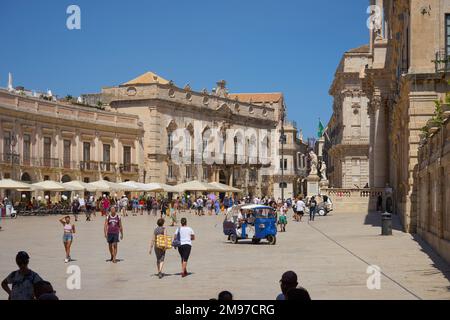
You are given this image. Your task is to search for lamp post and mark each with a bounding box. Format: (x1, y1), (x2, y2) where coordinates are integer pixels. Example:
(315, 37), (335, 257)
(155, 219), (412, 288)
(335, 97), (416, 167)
(280, 112), (286, 202)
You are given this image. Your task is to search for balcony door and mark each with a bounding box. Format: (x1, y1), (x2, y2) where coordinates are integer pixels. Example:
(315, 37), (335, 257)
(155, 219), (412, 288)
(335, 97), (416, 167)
(43, 137), (51, 167)
(103, 144), (111, 171)
(63, 139), (71, 168)
(23, 134), (31, 165)
(123, 146), (131, 171)
(83, 142), (91, 170)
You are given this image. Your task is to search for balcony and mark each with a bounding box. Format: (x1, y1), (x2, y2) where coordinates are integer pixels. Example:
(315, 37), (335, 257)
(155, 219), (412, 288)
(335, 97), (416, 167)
(63, 161), (79, 170)
(120, 163), (139, 174)
(80, 160), (99, 171)
(34, 157), (61, 168)
(100, 161), (116, 172)
(0, 153), (20, 165)
(434, 50), (450, 73)
(166, 175), (177, 184)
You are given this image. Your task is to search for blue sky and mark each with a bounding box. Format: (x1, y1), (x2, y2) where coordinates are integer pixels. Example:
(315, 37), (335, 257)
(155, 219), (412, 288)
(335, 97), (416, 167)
(0, 0), (369, 138)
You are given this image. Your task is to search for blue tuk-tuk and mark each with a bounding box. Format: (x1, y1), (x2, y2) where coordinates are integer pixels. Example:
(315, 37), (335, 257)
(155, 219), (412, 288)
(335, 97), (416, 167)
(223, 204), (277, 245)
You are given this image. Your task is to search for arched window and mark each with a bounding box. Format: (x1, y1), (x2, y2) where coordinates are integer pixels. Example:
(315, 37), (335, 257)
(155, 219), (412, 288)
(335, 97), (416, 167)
(21, 172), (31, 183)
(61, 175), (72, 183)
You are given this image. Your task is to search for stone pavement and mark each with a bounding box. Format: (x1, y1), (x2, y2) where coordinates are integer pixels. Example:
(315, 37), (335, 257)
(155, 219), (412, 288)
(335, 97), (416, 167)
(0, 210), (449, 300)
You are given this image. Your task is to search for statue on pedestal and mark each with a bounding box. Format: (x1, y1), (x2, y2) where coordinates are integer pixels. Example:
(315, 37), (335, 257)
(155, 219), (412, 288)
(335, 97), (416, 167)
(320, 160), (327, 181)
(309, 150), (318, 176)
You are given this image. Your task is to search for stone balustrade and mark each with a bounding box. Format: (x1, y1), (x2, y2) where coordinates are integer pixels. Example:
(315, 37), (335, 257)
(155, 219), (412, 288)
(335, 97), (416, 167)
(321, 188), (385, 213)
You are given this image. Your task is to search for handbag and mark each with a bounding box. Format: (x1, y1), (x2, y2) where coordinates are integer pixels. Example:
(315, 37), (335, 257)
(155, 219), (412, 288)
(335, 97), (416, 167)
(156, 228), (172, 249)
(172, 228), (181, 248)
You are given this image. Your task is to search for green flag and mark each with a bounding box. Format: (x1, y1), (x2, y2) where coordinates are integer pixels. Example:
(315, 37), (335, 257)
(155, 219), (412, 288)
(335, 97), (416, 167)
(317, 120), (324, 138)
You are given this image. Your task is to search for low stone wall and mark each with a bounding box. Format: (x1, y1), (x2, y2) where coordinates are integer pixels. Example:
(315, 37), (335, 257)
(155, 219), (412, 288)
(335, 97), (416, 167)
(321, 188), (385, 213)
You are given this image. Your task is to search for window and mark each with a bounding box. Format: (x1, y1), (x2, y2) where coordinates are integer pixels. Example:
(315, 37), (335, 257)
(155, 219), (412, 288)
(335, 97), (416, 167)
(203, 167), (208, 180)
(123, 146), (131, 172)
(186, 166), (191, 179)
(446, 14), (450, 56)
(23, 134), (31, 165)
(123, 146), (131, 165)
(168, 165), (173, 178)
(83, 142), (90, 162)
(103, 144), (111, 162)
(43, 137), (51, 166)
(167, 133), (173, 153)
(280, 158), (288, 170)
(3, 131), (11, 160)
(63, 140), (71, 168)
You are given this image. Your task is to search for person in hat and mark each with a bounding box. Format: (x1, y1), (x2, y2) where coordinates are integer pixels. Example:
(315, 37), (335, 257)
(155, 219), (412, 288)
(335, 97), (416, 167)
(1, 251), (43, 300)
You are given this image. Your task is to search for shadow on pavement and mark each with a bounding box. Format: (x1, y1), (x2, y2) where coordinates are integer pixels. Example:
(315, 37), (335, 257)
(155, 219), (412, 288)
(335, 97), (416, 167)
(364, 211), (403, 231)
(411, 234), (450, 290)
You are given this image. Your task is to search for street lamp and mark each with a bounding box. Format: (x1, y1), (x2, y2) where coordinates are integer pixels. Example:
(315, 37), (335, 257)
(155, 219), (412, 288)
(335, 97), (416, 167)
(279, 112), (287, 202)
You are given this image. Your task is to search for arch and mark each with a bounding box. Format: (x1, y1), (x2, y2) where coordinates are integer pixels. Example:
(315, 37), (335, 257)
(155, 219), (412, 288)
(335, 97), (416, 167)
(166, 119), (178, 132)
(219, 170), (227, 185)
(104, 176), (110, 181)
(61, 175), (72, 183)
(21, 172), (32, 182)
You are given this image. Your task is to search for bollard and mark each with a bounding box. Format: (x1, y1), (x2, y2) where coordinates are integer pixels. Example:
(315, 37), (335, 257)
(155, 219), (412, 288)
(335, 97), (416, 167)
(381, 212), (392, 236)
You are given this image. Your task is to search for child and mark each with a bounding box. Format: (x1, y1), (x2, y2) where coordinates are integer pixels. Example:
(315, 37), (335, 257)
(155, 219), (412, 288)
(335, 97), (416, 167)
(278, 204), (287, 232)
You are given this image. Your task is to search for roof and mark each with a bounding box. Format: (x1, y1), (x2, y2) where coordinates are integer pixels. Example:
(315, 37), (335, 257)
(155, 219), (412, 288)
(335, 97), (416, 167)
(346, 45), (370, 54)
(122, 71), (170, 86)
(228, 93), (283, 104)
(241, 204), (276, 211)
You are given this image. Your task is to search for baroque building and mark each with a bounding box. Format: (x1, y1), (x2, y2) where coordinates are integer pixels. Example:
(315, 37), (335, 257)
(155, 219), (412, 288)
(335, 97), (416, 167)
(0, 88), (144, 186)
(324, 0), (450, 237)
(324, 45), (371, 189)
(84, 71), (308, 198)
(362, 0), (450, 232)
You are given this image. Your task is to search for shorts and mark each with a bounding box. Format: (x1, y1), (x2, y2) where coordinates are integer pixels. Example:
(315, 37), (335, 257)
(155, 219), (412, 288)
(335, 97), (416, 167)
(178, 244), (192, 262)
(154, 247), (166, 263)
(297, 211), (304, 216)
(107, 233), (120, 244)
(63, 233), (73, 243)
(278, 216), (287, 224)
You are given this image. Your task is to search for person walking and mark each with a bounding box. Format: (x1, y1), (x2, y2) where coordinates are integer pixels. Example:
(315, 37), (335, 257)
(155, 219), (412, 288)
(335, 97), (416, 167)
(296, 196), (306, 222)
(1, 251), (43, 300)
(104, 207), (123, 263)
(309, 196), (317, 222)
(149, 218), (168, 279)
(101, 195), (110, 217)
(71, 196), (80, 222)
(174, 218), (195, 278)
(160, 199), (168, 218)
(278, 203), (287, 232)
(59, 216), (75, 263)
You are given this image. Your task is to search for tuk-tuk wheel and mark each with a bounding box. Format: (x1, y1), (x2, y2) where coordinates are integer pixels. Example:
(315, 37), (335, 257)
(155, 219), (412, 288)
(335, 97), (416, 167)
(230, 234), (238, 244)
(267, 235), (276, 245)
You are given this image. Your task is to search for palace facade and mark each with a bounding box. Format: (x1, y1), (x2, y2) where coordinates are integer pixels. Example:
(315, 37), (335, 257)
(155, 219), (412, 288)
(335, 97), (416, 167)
(84, 72), (309, 198)
(0, 89), (144, 186)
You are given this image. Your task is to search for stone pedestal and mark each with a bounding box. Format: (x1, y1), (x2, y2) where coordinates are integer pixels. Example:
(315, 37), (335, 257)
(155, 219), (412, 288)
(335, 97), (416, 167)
(306, 175), (320, 197)
(319, 179), (329, 193)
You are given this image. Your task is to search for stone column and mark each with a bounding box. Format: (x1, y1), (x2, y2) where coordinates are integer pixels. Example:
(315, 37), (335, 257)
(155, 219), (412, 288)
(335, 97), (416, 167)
(368, 96), (387, 188)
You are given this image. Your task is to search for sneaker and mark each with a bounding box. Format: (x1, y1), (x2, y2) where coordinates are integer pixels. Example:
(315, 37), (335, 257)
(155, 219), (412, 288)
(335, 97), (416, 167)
(158, 272), (163, 279)
(64, 258), (69, 263)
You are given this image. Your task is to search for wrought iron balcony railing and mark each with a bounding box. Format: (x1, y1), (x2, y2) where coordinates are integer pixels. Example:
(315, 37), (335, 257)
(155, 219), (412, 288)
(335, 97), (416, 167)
(434, 50), (450, 73)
